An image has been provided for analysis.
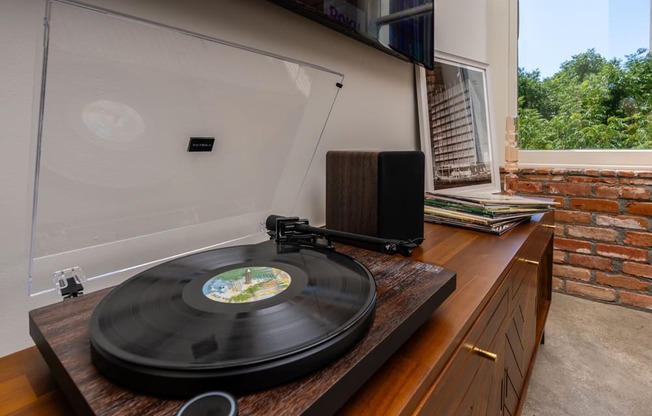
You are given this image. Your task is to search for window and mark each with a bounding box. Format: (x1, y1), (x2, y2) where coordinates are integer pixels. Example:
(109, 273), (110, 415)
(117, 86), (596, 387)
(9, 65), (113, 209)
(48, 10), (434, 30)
(516, 0), (652, 168)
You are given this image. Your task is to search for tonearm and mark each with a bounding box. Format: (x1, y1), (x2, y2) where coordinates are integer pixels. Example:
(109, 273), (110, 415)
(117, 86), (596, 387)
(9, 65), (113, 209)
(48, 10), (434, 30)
(265, 215), (421, 257)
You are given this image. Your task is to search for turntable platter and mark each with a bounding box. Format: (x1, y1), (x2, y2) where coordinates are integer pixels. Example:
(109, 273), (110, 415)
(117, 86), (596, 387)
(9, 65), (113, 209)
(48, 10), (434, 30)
(89, 242), (376, 397)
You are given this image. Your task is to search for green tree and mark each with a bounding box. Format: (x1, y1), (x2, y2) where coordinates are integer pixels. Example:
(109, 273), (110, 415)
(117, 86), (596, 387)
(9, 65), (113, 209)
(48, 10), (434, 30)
(518, 48), (652, 150)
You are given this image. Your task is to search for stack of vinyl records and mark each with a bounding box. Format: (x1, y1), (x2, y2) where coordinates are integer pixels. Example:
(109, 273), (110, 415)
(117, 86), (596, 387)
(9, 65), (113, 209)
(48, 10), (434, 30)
(424, 192), (556, 235)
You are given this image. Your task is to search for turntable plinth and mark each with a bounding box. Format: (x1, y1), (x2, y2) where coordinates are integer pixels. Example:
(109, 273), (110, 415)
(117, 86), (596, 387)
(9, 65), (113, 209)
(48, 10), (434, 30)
(28, 243), (456, 415)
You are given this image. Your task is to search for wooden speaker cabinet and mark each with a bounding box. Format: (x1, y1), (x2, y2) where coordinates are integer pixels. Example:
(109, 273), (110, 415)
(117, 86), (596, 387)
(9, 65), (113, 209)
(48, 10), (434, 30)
(326, 151), (424, 243)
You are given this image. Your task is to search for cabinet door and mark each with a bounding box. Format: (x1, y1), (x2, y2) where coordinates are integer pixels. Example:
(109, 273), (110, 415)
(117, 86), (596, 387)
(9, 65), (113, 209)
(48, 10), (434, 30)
(450, 323), (507, 416)
(416, 285), (509, 415)
(504, 258), (539, 416)
(486, 336), (507, 416)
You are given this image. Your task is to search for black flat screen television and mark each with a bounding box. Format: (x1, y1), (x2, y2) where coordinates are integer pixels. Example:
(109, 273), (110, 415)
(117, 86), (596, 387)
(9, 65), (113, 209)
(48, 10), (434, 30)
(268, 0), (434, 69)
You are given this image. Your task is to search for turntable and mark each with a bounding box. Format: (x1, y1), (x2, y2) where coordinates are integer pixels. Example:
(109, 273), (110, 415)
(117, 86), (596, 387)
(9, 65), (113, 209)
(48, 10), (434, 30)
(29, 215), (456, 415)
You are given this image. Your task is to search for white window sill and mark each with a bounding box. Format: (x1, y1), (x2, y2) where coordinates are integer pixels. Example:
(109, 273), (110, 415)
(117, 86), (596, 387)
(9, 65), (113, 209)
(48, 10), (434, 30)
(519, 150), (652, 171)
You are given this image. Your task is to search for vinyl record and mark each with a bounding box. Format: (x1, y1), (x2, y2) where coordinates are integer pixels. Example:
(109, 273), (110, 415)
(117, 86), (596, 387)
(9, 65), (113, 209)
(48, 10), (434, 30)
(89, 241), (376, 397)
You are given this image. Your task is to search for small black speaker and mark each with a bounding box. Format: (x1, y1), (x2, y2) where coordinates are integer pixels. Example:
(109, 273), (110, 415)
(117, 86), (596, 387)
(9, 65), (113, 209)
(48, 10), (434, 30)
(326, 150), (424, 243)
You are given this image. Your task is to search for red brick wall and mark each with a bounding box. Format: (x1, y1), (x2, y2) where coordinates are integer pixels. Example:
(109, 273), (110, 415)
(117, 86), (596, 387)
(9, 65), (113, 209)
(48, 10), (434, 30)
(507, 168), (652, 312)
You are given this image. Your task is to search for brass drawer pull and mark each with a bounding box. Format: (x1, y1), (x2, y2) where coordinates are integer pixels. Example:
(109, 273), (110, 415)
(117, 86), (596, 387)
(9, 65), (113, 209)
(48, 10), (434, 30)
(519, 258), (539, 266)
(541, 224), (555, 229)
(471, 346), (498, 362)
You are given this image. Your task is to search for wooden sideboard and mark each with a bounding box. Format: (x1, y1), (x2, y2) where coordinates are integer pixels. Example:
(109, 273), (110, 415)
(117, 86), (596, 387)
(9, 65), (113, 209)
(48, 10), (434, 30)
(340, 212), (554, 416)
(0, 212), (553, 416)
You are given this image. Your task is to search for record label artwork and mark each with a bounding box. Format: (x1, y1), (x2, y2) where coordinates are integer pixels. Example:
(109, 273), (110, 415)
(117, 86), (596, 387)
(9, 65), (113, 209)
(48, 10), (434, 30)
(202, 267), (291, 303)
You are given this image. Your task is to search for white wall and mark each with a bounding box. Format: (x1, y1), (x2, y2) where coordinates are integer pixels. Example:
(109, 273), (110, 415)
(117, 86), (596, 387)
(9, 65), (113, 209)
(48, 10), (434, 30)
(436, 0), (515, 171)
(436, 0), (488, 62)
(0, 0), (510, 356)
(0, 0), (46, 357)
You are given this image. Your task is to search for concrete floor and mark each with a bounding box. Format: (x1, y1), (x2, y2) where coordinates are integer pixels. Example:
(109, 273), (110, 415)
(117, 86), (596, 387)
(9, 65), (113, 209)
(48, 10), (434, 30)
(522, 292), (652, 416)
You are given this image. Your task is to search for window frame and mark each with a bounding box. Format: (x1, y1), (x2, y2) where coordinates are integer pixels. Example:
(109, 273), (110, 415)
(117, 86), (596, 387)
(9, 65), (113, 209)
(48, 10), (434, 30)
(519, 149), (652, 170)
(513, 0), (652, 170)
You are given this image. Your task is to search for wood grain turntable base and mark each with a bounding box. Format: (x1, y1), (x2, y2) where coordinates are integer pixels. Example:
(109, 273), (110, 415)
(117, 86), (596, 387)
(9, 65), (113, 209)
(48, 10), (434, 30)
(30, 244), (455, 416)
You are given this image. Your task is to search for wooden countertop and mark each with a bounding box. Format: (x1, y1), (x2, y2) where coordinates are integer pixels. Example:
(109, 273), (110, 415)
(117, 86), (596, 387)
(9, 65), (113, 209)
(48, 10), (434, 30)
(0, 215), (552, 416)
